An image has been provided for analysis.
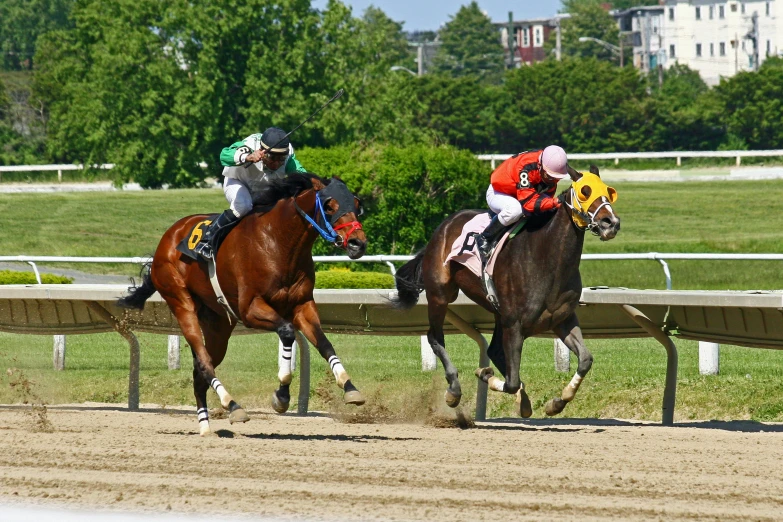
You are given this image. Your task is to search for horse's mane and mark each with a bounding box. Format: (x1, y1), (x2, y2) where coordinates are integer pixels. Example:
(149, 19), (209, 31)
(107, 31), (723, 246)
(252, 172), (330, 207)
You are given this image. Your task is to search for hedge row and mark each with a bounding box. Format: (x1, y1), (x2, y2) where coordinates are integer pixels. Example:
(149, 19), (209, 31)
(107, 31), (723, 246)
(0, 270), (73, 285)
(314, 270), (395, 289)
(0, 269), (390, 288)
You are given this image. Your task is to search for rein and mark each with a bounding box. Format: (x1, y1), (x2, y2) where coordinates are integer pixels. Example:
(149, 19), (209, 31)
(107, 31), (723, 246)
(292, 190), (362, 248)
(563, 189), (607, 236)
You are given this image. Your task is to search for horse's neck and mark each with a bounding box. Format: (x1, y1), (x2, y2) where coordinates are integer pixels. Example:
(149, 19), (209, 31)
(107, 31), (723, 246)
(244, 191), (319, 258)
(518, 197), (585, 274)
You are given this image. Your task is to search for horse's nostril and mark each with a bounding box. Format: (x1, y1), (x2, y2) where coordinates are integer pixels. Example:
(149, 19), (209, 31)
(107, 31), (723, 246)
(601, 217), (613, 228)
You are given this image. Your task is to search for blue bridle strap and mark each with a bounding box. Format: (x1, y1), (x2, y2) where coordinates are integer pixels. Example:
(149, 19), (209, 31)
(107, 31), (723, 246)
(295, 191), (339, 243)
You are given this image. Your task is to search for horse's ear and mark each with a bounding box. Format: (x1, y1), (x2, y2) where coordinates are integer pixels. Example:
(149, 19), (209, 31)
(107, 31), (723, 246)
(567, 164), (582, 182)
(589, 165), (600, 176)
(310, 177), (326, 191)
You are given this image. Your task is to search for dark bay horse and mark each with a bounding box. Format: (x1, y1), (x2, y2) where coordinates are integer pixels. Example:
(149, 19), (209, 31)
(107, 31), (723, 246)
(118, 173), (367, 436)
(392, 166), (620, 417)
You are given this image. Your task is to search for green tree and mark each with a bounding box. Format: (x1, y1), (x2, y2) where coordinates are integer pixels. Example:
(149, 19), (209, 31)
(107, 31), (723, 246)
(432, 2), (505, 80)
(644, 64), (724, 150)
(553, 0), (620, 63)
(0, 0), (74, 70)
(714, 57), (783, 149)
(498, 57), (655, 152)
(298, 144), (491, 254)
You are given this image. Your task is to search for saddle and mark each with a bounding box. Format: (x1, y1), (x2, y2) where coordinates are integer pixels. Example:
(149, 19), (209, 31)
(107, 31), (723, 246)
(175, 214), (240, 261)
(444, 212), (526, 310)
(175, 215), (242, 322)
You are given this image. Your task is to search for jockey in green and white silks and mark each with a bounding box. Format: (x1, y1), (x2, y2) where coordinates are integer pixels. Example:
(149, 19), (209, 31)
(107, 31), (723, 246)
(194, 126), (308, 260)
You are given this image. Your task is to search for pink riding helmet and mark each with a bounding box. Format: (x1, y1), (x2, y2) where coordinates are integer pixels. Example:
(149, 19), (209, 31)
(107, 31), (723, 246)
(541, 145), (568, 180)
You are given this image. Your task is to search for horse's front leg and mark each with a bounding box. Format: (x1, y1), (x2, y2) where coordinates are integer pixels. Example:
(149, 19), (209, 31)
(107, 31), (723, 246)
(293, 300), (365, 406)
(272, 322), (297, 414)
(475, 320), (532, 417)
(243, 298), (296, 414)
(546, 312), (593, 416)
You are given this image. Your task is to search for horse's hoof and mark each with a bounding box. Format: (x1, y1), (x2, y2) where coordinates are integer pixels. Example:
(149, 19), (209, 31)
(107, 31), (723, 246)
(545, 397), (567, 416)
(271, 392), (290, 414)
(229, 407), (250, 424)
(344, 390), (365, 406)
(200, 429), (217, 438)
(444, 390), (462, 408)
(515, 388), (533, 418)
(474, 367), (494, 382)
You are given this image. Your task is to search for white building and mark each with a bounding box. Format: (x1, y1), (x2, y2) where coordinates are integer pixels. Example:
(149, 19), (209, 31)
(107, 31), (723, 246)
(616, 1), (781, 85)
(662, 0), (780, 85)
(616, 6), (666, 73)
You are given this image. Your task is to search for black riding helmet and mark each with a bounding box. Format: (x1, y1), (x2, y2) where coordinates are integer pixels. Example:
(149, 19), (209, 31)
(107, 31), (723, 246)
(260, 127), (290, 154)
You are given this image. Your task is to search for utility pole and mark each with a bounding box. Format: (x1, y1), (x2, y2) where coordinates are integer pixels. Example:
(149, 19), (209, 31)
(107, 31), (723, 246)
(751, 11), (760, 71)
(556, 17), (562, 61)
(507, 12), (516, 68)
(417, 44), (424, 76)
(640, 11), (650, 74)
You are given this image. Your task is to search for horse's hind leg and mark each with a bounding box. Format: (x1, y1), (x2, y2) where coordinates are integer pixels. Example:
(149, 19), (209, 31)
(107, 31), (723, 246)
(272, 322), (296, 414)
(546, 312), (593, 416)
(165, 292), (244, 436)
(293, 300), (365, 406)
(427, 301), (462, 408)
(198, 303), (248, 427)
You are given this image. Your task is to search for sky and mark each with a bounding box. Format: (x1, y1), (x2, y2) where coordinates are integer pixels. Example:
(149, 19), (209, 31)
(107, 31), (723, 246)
(310, 0), (564, 31)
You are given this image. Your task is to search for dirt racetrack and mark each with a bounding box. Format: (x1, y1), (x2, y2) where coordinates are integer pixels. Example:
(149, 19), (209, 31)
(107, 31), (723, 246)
(0, 405), (781, 521)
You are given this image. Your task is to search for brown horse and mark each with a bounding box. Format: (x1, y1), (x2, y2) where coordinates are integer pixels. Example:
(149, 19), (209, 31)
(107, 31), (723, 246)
(392, 166), (619, 417)
(118, 173), (367, 436)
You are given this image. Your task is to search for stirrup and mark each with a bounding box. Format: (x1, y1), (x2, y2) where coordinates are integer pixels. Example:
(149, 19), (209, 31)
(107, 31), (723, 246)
(194, 242), (214, 260)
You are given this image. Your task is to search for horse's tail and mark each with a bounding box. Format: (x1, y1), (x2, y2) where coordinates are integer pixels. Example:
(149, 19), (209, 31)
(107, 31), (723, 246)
(391, 250), (425, 310)
(116, 263), (156, 310)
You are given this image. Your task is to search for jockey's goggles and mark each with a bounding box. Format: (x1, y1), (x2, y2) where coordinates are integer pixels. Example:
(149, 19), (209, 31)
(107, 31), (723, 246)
(264, 152), (288, 163)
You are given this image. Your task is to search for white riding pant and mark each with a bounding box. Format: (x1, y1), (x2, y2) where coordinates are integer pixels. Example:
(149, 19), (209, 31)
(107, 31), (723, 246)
(486, 185), (523, 226)
(223, 177), (253, 218)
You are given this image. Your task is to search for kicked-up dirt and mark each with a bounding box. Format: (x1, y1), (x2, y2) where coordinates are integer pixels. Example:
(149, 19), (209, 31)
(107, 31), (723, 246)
(0, 405), (781, 521)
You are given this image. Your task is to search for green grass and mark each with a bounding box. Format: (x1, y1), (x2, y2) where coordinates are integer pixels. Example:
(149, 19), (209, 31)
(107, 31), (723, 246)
(2, 331), (782, 422)
(1, 180), (782, 288)
(1, 180), (782, 421)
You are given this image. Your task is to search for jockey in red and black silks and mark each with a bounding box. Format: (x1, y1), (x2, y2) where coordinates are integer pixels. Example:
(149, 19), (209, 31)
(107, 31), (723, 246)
(476, 145), (570, 265)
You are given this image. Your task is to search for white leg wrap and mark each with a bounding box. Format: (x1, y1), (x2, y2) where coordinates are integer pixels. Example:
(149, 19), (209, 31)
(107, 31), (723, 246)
(568, 373), (583, 391)
(210, 377), (231, 406)
(562, 373), (584, 402)
(328, 356), (349, 388)
(278, 343), (293, 385)
(197, 407), (210, 436)
(487, 376), (506, 392)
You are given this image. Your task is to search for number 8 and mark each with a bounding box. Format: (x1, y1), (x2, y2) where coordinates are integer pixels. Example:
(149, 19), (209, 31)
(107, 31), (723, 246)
(518, 172), (530, 188)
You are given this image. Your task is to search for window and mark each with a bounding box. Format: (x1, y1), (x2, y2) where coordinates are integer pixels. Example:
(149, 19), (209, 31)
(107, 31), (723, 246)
(709, 5), (714, 19)
(669, 7), (674, 20)
(720, 42), (726, 56)
(766, 2), (770, 15)
(710, 43), (715, 56)
(767, 40), (771, 56)
(696, 6), (701, 19)
(719, 5), (725, 18)
(670, 44), (676, 58)
(534, 27), (542, 46)
(522, 28), (529, 47)
(741, 3), (745, 14)
(696, 43), (702, 56)
(731, 3), (737, 12)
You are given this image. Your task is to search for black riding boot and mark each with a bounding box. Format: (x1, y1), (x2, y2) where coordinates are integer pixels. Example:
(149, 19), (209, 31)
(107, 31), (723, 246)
(475, 216), (506, 267)
(194, 209), (240, 260)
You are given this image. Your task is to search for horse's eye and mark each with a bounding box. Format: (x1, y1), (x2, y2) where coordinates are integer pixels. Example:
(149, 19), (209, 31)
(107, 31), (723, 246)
(579, 186), (592, 202)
